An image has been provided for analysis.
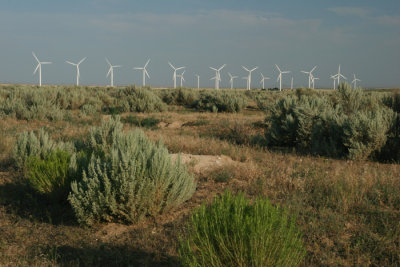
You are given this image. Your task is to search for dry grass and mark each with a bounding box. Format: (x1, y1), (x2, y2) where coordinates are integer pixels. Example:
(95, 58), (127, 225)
(0, 105), (399, 266)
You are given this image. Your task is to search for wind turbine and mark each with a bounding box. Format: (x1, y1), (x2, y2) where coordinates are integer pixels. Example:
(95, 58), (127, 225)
(352, 74), (361, 88)
(134, 59), (150, 86)
(275, 64), (290, 91)
(242, 66), (258, 90)
(195, 74), (200, 89)
(177, 70), (185, 87)
(32, 52), (52, 87)
(260, 73), (270, 90)
(168, 62), (185, 88)
(106, 58), (121, 87)
(311, 76), (319, 89)
(330, 75), (337, 90)
(291, 77), (294, 90)
(335, 65), (347, 87)
(210, 64), (226, 89)
(228, 72), (238, 89)
(66, 57), (86, 86)
(301, 66), (317, 88)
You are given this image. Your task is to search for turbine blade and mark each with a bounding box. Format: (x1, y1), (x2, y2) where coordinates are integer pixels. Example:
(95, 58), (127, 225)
(144, 59), (150, 68)
(78, 57), (87, 65)
(107, 67), (112, 77)
(168, 62), (175, 70)
(41, 62), (52, 64)
(275, 64), (281, 72)
(33, 64), (40, 74)
(210, 67), (217, 71)
(250, 67), (258, 72)
(311, 66), (317, 73)
(66, 61), (75, 65)
(145, 69), (150, 78)
(105, 58), (111, 66)
(32, 52), (40, 63)
(242, 66), (249, 72)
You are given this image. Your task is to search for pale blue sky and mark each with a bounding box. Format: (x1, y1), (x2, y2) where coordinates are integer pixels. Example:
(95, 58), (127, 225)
(0, 0), (399, 88)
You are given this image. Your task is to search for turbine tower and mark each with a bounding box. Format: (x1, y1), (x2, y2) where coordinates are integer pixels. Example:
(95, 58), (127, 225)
(275, 64), (290, 91)
(330, 74), (338, 90)
(242, 66), (258, 90)
(336, 65), (347, 87)
(291, 77), (294, 90)
(195, 75), (200, 89)
(228, 72), (238, 89)
(168, 62), (185, 89)
(134, 59), (150, 86)
(260, 73), (270, 90)
(177, 70), (185, 87)
(311, 76), (319, 89)
(32, 52), (52, 87)
(301, 66), (317, 88)
(106, 58), (121, 87)
(66, 57), (86, 86)
(210, 64), (226, 90)
(352, 74), (361, 88)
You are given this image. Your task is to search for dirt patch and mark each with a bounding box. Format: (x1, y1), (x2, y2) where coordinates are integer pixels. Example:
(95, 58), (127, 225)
(171, 153), (236, 174)
(159, 121), (184, 129)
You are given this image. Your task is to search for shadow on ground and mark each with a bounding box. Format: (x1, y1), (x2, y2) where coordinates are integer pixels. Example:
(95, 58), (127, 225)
(35, 244), (181, 267)
(0, 176), (76, 225)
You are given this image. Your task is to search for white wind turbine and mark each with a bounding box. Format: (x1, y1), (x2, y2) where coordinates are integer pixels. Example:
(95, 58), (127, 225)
(291, 77), (294, 90)
(228, 72), (238, 89)
(311, 76), (319, 89)
(352, 74), (361, 88)
(195, 74), (200, 89)
(32, 52), (52, 87)
(275, 64), (290, 91)
(335, 65), (347, 87)
(134, 59), (150, 86)
(260, 73), (270, 90)
(177, 70), (185, 87)
(301, 66), (317, 88)
(66, 57), (86, 86)
(242, 66), (258, 90)
(106, 58), (121, 87)
(330, 74), (338, 90)
(168, 62), (185, 88)
(210, 64), (226, 90)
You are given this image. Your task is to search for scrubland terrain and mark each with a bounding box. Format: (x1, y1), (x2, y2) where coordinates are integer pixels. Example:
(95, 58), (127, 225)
(0, 84), (399, 266)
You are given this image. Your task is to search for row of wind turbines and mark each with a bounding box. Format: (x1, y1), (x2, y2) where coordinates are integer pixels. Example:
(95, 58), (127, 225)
(32, 52), (361, 90)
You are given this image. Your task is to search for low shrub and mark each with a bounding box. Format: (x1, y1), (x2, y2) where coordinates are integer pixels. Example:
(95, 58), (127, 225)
(179, 191), (305, 267)
(117, 86), (166, 112)
(159, 88), (200, 107)
(68, 121), (196, 225)
(193, 90), (247, 112)
(26, 149), (73, 201)
(13, 129), (75, 170)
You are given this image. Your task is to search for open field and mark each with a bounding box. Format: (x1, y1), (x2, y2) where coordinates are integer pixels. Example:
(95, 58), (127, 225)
(0, 84), (400, 266)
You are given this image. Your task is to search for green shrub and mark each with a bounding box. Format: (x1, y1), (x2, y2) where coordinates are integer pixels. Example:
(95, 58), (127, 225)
(179, 191), (305, 267)
(13, 129), (75, 170)
(68, 124), (196, 225)
(194, 90), (247, 112)
(26, 149), (73, 200)
(342, 109), (395, 160)
(116, 86), (166, 112)
(159, 88), (200, 106)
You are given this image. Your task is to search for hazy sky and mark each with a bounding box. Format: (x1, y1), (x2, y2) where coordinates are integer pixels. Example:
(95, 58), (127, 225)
(0, 0), (399, 88)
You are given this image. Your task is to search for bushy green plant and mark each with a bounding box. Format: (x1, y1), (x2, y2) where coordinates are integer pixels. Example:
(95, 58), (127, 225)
(26, 149), (73, 201)
(159, 88), (200, 106)
(13, 129), (75, 170)
(68, 123), (196, 225)
(194, 90), (247, 112)
(117, 86), (166, 112)
(342, 109), (395, 160)
(179, 191), (305, 267)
